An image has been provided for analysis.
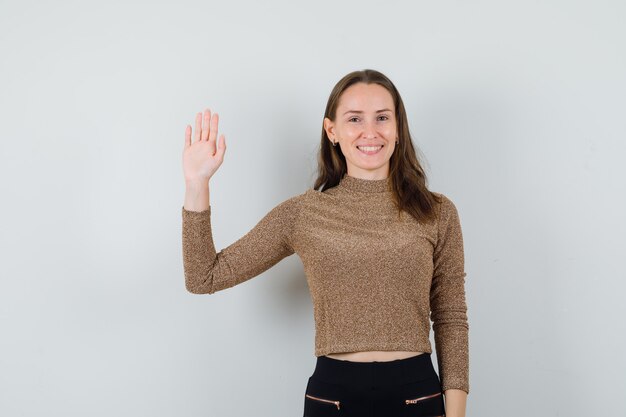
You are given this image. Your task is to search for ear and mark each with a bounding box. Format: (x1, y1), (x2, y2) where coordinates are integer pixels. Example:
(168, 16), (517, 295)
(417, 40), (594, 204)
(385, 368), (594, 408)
(323, 117), (335, 140)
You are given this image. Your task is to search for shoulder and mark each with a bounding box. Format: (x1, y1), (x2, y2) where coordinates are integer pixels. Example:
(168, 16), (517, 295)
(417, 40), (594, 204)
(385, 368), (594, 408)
(268, 188), (315, 216)
(283, 189), (314, 206)
(430, 191), (461, 222)
(432, 191), (458, 207)
(274, 186), (338, 213)
(287, 188), (328, 204)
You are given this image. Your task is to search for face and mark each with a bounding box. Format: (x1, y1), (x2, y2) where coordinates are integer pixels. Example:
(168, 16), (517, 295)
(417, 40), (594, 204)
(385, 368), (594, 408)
(324, 82), (398, 179)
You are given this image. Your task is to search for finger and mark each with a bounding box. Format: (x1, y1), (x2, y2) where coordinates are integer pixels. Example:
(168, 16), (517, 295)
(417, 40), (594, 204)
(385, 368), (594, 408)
(208, 112), (219, 144)
(201, 108), (211, 141)
(194, 112), (202, 143)
(216, 134), (226, 159)
(184, 125), (191, 148)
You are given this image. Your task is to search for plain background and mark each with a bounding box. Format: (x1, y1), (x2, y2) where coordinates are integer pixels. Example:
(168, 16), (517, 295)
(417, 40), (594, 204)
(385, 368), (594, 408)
(1, 0), (625, 416)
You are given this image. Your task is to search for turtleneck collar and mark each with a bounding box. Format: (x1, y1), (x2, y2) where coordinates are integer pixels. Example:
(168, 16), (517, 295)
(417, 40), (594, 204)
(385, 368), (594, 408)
(335, 173), (391, 193)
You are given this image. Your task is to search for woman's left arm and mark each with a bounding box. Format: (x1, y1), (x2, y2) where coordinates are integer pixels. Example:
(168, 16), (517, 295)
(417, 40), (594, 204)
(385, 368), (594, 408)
(444, 388), (468, 417)
(430, 193), (470, 414)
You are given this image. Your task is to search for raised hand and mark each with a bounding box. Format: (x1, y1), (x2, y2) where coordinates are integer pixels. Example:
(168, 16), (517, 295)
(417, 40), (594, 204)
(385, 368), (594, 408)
(182, 108), (226, 183)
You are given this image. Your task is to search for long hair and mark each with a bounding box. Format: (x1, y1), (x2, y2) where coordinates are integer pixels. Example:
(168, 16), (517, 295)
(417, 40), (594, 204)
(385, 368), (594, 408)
(313, 69), (442, 223)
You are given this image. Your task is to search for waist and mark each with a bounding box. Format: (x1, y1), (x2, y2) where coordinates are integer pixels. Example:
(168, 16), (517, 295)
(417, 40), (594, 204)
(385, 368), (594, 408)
(325, 350), (425, 362)
(312, 352), (438, 388)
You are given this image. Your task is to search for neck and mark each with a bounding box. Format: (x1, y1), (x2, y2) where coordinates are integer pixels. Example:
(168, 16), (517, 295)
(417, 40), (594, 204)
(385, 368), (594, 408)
(335, 173), (391, 193)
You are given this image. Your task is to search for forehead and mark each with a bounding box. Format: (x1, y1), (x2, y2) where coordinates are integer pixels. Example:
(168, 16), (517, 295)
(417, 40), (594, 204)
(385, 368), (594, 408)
(337, 83), (394, 111)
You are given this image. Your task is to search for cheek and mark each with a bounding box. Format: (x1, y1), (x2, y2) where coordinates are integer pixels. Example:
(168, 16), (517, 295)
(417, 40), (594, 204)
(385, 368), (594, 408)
(381, 123), (397, 135)
(343, 125), (361, 136)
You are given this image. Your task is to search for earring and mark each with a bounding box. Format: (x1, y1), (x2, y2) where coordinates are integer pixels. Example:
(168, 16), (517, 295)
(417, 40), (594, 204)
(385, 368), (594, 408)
(332, 139), (337, 147)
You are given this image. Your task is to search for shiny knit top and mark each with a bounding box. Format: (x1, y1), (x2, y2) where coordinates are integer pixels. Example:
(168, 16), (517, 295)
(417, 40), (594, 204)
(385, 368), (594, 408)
(181, 174), (470, 393)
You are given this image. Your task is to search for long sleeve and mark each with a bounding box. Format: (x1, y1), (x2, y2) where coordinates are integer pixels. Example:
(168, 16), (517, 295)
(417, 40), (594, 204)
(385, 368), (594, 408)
(181, 196), (299, 294)
(429, 193), (470, 394)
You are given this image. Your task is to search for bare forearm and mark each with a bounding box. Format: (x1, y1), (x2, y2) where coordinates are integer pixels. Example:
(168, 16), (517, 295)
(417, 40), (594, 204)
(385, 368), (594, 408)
(184, 179), (210, 212)
(444, 389), (467, 417)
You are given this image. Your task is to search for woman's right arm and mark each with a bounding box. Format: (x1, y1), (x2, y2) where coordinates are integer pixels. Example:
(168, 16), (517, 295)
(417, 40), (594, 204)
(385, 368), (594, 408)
(180, 109), (298, 295)
(182, 108), (225, 212)
(184, 178), (210, 212)
(181, 195), (298, 295)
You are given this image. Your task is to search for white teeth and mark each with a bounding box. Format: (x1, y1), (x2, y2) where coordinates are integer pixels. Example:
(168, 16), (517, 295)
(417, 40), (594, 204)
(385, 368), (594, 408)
(357, 146), (382, 151)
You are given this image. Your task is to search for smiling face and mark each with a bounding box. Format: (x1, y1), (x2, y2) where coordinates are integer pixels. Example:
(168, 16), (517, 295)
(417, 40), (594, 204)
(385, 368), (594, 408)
(324, 82), (398, 180)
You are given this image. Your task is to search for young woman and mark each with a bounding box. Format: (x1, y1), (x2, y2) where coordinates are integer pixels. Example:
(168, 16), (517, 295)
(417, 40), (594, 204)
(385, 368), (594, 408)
(182, 69), (469, 417)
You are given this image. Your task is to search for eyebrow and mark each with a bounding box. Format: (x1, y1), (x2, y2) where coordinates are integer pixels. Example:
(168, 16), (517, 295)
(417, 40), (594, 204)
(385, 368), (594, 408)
(343, 108), (393, 116)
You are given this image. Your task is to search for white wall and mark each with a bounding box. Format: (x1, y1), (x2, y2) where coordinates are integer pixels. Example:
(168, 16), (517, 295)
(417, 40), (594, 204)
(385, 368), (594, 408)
(1, 1), (624, 416)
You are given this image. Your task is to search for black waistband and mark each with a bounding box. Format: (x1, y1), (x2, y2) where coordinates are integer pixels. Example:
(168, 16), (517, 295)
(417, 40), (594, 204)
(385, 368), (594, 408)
(311, 353), (438, 387)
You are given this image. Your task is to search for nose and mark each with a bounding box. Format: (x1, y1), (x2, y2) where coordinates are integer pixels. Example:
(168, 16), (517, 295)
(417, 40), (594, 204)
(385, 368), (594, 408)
(362, 119), (377, 138)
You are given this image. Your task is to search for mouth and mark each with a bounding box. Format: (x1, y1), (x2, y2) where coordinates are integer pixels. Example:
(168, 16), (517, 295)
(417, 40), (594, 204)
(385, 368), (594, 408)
(356, 144), (384, 155)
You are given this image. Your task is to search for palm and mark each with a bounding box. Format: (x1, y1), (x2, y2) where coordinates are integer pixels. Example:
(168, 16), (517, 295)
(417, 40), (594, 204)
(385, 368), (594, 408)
(182, 109), (226, 182)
